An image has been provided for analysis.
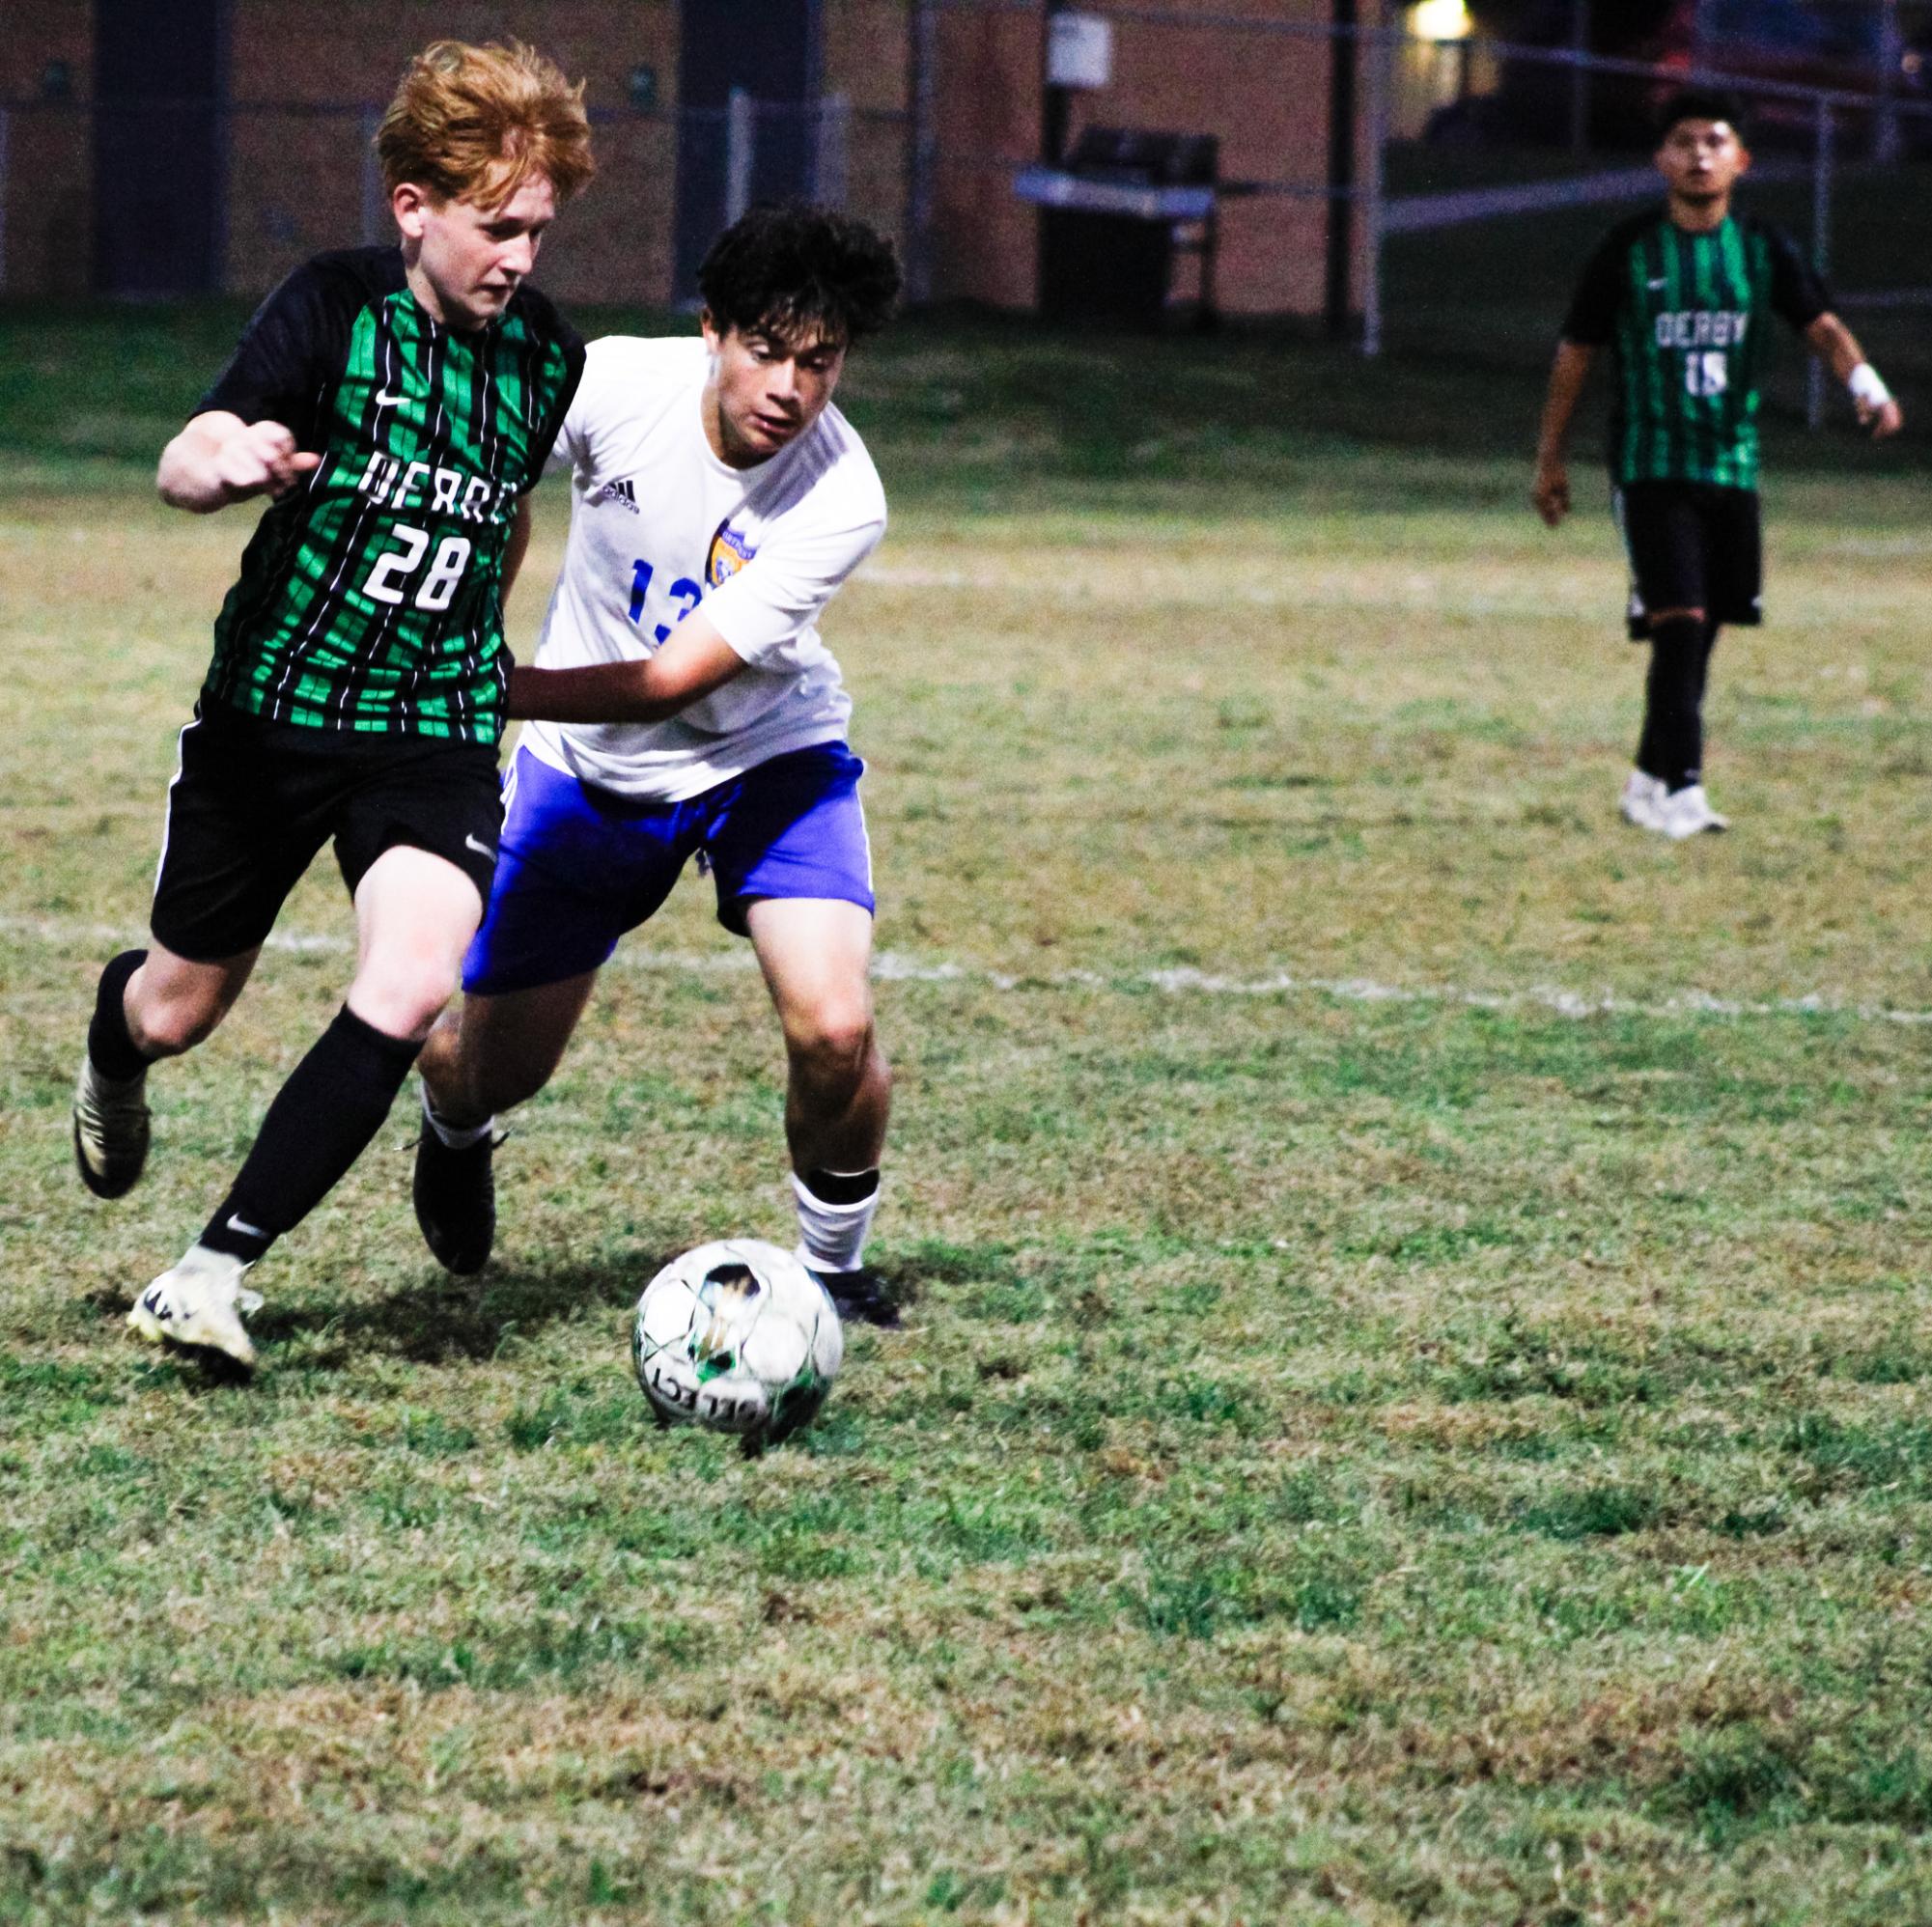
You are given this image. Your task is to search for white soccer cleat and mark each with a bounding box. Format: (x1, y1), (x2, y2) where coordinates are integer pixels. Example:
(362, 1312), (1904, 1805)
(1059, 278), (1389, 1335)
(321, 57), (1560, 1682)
(1619, 768), (1665, 830)
(126, 1245), (265, 1368)
(1657, 782), (1729, 840)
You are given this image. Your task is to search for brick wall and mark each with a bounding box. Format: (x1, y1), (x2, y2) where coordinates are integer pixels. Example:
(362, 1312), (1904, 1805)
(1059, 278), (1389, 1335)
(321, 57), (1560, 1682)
(3, 0), (94, 296)
(1059, 0), (1337, 317)
(931, 5), (1043, 309)
(931, 0), (1358, 319)
(222, 1), (679, 306)
(0, 0), (91, 99)
(3, 0), (1373, 320)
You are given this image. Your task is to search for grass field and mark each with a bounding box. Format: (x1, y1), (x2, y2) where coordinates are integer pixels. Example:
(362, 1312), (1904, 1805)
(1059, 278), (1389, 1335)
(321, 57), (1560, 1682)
(5, 208), (1932, 1921)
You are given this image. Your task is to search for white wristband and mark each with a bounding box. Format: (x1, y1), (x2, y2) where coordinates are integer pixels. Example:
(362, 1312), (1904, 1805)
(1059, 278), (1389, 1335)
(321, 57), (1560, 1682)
(1848, 362), (1891, 408)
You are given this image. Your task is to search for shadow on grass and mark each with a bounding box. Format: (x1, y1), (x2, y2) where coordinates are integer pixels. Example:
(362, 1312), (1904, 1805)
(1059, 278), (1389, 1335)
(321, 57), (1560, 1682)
(242, 1247), (930, 1369)
(81, 1237), (941, 1379)
(245, 1256), (669, 1367)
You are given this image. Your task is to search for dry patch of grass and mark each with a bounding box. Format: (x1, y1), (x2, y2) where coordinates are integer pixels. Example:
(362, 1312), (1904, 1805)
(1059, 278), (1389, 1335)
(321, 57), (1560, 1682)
(5, 422), (1932, 1920)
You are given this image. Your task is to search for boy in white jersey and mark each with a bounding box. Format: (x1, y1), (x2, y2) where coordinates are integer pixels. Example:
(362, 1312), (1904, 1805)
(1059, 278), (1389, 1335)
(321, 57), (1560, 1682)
(411, 205), (905, 1327)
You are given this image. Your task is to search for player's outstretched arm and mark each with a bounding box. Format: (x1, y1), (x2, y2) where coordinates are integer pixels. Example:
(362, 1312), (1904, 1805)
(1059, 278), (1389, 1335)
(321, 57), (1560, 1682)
(157, 411), (322, 514)
(505, 611), (747, 725)
(1804, 316), (1903, 439)
(1532, 341), (1596, 527)
(503, 497), (535, 597)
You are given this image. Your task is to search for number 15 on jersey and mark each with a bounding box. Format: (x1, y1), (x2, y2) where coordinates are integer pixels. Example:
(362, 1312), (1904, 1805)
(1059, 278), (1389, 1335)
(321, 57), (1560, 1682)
(1686, 351), (1728, 399)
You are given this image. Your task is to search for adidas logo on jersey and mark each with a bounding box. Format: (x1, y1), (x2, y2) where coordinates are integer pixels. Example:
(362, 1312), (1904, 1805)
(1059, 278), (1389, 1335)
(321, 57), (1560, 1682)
(595, 478), (639, 514)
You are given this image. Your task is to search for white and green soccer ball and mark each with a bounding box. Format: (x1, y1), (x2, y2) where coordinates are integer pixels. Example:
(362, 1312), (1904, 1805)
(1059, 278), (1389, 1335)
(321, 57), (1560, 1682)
(631, 1239), (844, 1443)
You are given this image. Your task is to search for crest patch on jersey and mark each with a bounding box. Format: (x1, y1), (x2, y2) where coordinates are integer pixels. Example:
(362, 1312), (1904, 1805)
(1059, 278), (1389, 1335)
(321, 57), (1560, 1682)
(707, 520), (756, 589)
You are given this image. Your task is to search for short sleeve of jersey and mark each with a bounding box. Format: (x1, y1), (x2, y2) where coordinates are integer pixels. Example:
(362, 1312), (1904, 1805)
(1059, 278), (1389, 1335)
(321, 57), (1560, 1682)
(195, 260), (354, 449)
(1764, 224), (1832, 332)
(547, 330), (616, 474)
(1560, 231), (1628, 346)
(705, 492), (886, 669)
(512, 287), (587, 489)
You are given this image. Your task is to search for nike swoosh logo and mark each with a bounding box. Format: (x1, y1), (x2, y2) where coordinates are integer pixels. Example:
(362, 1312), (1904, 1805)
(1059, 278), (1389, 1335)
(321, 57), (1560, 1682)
(373, 390), (406, 408)
(226, 1215), (267, 1240)
(464, 834), (496, 858)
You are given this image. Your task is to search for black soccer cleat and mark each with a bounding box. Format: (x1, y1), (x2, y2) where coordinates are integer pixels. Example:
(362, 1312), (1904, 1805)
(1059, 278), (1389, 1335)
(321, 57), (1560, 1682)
(72, 1055), (152, 1200)
(810, 1264), (902, 1330)
(411, 1125), (497, 1275)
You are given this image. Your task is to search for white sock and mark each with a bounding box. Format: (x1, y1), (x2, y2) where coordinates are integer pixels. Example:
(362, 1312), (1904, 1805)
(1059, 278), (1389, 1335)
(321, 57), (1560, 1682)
(791, 1170), (881, 1274)
(422, 1083), (493, 1151)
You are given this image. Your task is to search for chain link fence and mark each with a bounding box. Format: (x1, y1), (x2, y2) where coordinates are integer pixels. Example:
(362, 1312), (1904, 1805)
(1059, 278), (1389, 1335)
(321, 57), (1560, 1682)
(0, 95), (905, 311)
(5, 1), (1931, 425)
(1367, 16), (1932, 427)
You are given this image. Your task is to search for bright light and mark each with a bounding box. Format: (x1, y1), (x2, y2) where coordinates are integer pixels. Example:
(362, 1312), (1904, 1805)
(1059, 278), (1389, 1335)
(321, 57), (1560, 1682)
(1411, 0), (1472, 40)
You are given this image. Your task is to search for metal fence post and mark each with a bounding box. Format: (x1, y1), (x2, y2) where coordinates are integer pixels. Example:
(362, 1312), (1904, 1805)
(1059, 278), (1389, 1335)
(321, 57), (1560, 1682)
(1361, 19), (1389, 358)
(1569, 0), (1590, 157)
(1808, 94), (1833, 430)
(361, 108), (383, 246)
(0, 108), (11, 294)
(725, 87), (756, 229)
(1325, 0), (1358, 338)
(1877, 0), (1902, 165)
(815, 91), (851, 209)
(905, 0), (938, 305)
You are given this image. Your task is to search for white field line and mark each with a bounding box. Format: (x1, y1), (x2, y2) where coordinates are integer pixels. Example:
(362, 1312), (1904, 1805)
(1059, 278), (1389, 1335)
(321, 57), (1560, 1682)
(858, 557), (1590, 621)
(6, 911), (1932, 1030)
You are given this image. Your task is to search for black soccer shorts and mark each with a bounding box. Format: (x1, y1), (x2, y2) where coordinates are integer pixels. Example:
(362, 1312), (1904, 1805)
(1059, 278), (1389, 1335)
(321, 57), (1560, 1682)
(150, 697), (504, 962)
(1612, 480), (1763, 640)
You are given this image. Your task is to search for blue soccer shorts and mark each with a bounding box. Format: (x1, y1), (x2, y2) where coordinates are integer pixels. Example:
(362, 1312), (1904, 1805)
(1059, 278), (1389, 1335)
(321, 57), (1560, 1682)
(462, 740), (875, 996)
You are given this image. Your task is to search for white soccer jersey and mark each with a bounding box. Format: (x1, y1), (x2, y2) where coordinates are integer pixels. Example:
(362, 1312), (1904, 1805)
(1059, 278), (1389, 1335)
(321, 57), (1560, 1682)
(517, 335), (887, 801)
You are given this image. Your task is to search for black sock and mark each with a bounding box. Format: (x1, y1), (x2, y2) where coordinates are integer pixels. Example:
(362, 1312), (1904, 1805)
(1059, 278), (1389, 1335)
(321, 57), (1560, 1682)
(88, 949), (152, 1082)
(1638, 614), (1712, 793)
(802, 1166), (880, 1206)
(201, 1006), (422, 1263)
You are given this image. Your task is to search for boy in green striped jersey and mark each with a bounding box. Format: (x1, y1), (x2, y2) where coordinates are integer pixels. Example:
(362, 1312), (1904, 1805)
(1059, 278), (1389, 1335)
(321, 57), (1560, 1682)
(70, 42), (593, 1367)
(1533, 87), (1900, 840)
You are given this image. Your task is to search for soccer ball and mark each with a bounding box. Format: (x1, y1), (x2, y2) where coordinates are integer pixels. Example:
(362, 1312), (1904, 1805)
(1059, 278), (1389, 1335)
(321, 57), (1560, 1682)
(631, 1239), (844, 1442)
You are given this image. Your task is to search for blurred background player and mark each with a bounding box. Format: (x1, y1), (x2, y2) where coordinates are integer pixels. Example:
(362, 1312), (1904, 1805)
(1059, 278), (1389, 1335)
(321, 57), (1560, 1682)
(70, 41), (593, 1366)
(1532, 86), (1901, 840)
(411, 204), (905, 1327)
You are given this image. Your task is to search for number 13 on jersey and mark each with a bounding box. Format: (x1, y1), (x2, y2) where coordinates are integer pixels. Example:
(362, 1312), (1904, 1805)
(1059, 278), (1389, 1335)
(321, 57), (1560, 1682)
(629, 557), (704, 644)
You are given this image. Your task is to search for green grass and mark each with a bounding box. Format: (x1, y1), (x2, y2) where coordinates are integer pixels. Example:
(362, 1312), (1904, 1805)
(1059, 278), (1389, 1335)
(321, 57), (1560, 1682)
(4, 276), (1932, 1920)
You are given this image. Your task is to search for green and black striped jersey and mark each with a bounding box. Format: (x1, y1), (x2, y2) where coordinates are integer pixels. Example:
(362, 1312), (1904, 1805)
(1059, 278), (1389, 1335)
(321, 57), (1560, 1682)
(195, 247), (584, 743)
(1562, 209), (1830, 491)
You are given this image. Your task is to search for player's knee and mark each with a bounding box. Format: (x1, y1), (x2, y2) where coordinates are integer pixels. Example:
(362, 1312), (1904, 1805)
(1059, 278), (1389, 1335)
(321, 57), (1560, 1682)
(127, 971), (235, 1056)
(354, 961), (462, 1044)
(129, 992), (222, 1057)
(785, 997), (875, 1087)
(1648, 606), (1705, 635)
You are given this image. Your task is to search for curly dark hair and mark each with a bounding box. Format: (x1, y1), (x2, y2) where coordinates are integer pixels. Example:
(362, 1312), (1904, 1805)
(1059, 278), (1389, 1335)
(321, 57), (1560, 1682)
(697, 203), (902, 349)
(1655, 86), (1748, 144)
